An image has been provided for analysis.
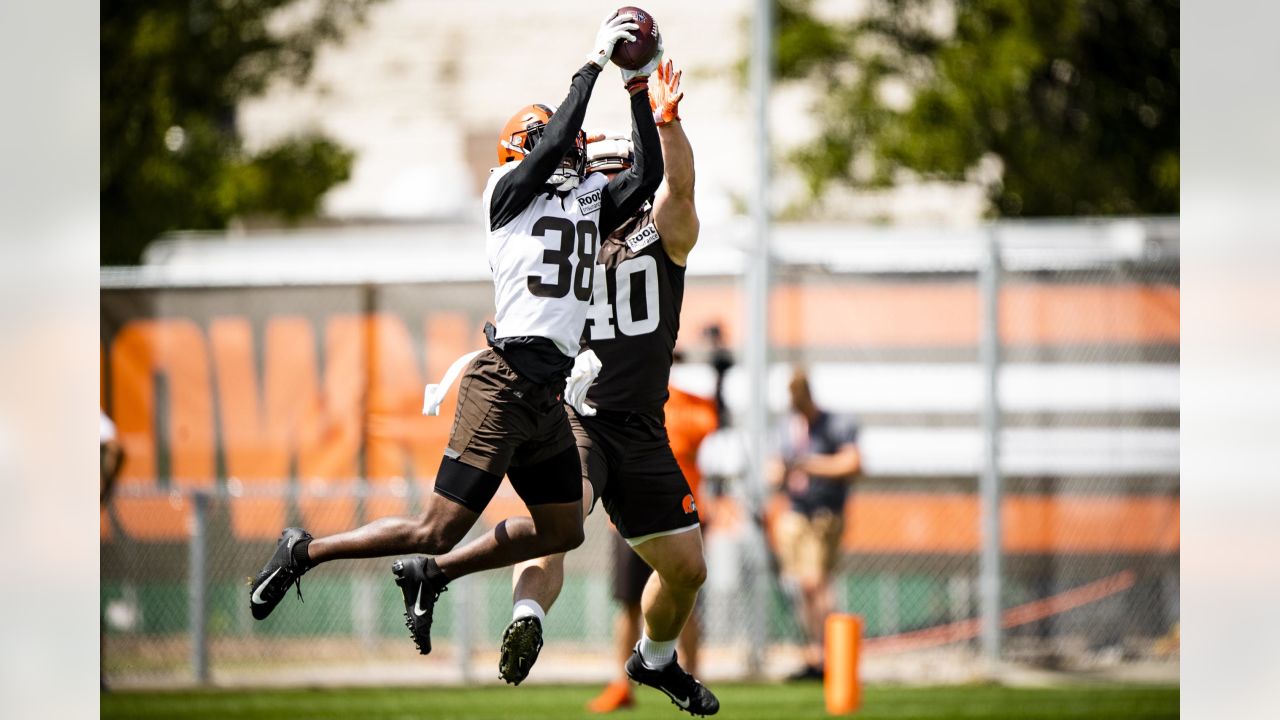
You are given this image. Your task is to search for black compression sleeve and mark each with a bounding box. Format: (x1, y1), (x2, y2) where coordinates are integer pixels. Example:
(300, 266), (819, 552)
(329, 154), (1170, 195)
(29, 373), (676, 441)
(599, 88), (664, 237)
(489, 63), (602, 231)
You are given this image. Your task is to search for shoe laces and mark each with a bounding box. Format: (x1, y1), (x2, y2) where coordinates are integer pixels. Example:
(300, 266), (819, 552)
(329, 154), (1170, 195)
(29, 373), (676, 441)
(287, 553), (313, 603)
(430, 582), (447, 605)
(666, 663), (702, 697)
(290, 573), (305, 603)
(276, 533), (313, 603)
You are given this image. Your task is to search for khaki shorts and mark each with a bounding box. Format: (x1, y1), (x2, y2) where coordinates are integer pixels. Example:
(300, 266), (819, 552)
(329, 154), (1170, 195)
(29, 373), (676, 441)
(775, 509), (845, 581)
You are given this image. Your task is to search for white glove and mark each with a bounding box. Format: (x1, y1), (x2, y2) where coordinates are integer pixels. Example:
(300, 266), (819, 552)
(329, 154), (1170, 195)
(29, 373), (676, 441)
(564, 349), (603, 417)
(587, 13), (639, 68)
(422, 349), (483, 416)
(621, 37), (663, 83)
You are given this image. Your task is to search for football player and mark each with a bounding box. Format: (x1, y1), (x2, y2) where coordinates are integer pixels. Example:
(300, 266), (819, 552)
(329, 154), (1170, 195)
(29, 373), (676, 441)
(492, 60), (719, 716)
(586, 357), (719, 713)
(247, 13), (665, 661)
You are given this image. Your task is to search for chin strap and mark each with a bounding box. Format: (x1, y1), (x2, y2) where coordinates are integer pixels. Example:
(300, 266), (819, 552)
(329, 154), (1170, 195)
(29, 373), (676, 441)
(548, 169), (581, 191)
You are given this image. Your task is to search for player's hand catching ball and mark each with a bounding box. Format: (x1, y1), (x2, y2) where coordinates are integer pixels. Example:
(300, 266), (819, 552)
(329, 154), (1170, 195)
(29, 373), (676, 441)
(648, 59), (683, 126)
(620, 36), (663, 86)
(588, 14), (640, 68)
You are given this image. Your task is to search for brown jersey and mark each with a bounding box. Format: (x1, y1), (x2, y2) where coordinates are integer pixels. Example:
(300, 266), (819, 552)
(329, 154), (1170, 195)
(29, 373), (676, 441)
(582, 205), (686, 415)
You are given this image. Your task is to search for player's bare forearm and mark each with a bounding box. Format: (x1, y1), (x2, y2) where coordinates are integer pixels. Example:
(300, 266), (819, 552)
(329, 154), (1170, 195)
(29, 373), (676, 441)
(799, 446), (861, 480)
(653, 120), (699, 264)
(766, 458), (788, 491)
(658, 120), (695, 199)
(647, 58), (697, 264)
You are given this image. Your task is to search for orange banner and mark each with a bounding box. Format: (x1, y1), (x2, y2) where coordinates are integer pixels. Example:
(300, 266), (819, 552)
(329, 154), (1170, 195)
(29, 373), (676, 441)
(100, 281), (1178, 544)
(749, 493), (1179, 555)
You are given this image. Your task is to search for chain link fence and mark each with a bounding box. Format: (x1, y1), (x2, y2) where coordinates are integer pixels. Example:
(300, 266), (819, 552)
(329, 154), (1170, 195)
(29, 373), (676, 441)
(102, 484), (634, 687)
(990, 221), (1179, 669)
(100, 219), (1179, 687)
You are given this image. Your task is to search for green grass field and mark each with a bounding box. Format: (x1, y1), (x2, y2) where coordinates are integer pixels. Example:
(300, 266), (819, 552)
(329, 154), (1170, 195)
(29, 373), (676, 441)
(102, 683), (1178, 719)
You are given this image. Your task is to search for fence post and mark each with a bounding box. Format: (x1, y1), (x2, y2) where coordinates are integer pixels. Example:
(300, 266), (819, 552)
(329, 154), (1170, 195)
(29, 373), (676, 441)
(454, 575), (475, 683)
(452, 522), (479, 685)
(353, 577), (377, 651)
(189, 490), (211, 685)
(744, 0), (774, 679)
(978, 229), (1004, 671)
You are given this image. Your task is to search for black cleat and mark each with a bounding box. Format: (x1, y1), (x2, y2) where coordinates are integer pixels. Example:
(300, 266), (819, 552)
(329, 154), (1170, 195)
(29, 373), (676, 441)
(393, 557), (445, 655)
(625, 648), (720, 716)
(248, 527), (313, 620)
(498, 616), (544, 685)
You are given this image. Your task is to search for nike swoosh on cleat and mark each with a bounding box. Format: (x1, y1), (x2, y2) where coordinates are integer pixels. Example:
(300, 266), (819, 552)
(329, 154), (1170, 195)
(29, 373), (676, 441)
(660, 688), (691, 710)
(251, 568), (281, 605)
(413, 584), (429, 617)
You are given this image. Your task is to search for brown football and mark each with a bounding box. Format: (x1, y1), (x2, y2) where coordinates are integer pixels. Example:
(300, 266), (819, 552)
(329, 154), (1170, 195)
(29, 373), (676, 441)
(610, 6), (660, 71)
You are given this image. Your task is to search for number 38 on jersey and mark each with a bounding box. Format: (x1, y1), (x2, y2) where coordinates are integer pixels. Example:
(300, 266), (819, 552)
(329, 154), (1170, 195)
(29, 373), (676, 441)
(526, 216), (598, 301)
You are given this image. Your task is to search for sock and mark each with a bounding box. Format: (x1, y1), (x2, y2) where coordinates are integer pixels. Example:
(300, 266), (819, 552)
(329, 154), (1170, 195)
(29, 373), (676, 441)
(425, 557), (450, 590)
(638, 633), (677, 669)
(290, 538), (313, 570)
(512, 599), (546, 625)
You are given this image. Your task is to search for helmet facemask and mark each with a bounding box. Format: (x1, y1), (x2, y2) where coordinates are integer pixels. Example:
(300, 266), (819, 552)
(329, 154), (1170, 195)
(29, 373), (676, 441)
(549, 155), (583, 191)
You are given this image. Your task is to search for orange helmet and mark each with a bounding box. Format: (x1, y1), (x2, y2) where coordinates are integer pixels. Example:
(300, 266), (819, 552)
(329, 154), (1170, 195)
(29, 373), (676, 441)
(496, 104), (587, 183)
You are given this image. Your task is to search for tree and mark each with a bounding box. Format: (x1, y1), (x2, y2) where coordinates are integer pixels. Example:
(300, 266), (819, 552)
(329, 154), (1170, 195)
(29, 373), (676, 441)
(772, 0), (1179, 217)
(101, 0), (382, 265)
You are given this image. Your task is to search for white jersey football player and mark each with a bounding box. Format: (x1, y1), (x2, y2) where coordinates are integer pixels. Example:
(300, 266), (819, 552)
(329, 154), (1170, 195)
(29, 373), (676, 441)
(247, 13), (665, 660)
(498, 59), (721, 716)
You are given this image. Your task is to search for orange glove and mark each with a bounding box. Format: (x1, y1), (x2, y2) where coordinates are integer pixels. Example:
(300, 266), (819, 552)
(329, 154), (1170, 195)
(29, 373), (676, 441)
(648, 59), (684, 126)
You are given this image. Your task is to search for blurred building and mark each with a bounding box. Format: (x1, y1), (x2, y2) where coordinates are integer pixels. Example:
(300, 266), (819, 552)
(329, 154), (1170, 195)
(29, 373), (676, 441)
(236, 0), (987, 227)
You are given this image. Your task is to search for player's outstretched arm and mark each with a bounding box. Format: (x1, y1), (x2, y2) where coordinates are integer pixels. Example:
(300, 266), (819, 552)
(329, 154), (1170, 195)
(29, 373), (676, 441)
(490, 15), (638, 227)
(649, 60), (698, 266)
(599, 52), (665, 237)
(500, 65), (600, 188)
(799, 444), (862, 481)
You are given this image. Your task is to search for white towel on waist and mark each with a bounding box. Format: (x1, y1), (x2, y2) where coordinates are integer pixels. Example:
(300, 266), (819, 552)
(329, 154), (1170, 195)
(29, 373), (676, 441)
(422, 349), (484, 416)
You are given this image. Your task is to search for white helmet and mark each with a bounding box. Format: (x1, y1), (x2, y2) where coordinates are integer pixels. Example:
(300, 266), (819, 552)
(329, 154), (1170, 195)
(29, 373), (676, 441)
(585, 132), (633, 175)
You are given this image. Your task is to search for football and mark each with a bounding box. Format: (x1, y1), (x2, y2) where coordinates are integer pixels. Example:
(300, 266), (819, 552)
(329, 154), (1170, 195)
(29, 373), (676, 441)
(610, 6), (661, 71)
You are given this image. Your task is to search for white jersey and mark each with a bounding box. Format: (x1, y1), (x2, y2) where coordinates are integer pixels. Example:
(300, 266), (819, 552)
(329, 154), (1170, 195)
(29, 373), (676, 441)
(483, 163), (609, 357)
